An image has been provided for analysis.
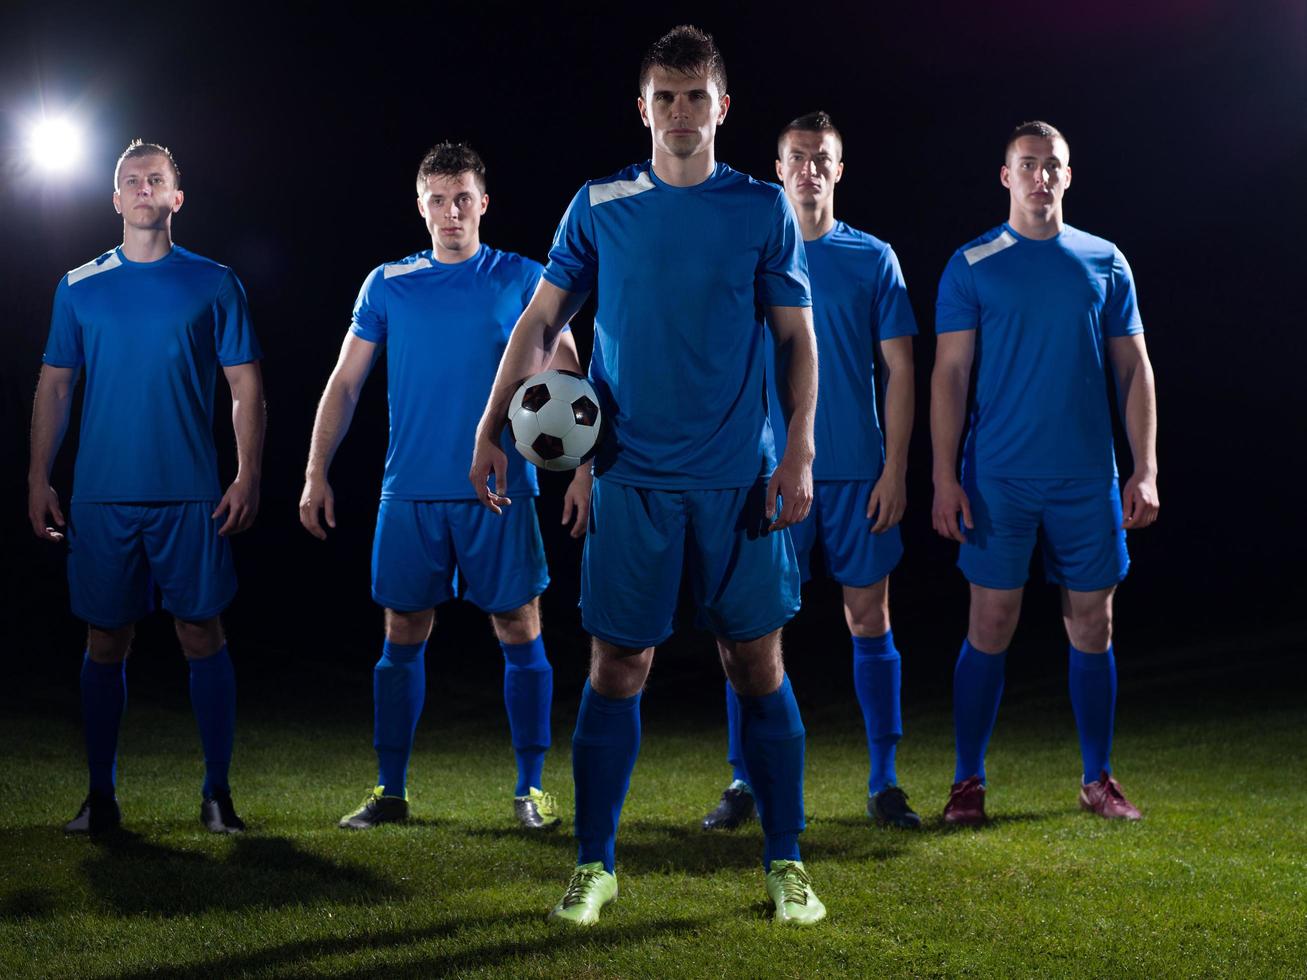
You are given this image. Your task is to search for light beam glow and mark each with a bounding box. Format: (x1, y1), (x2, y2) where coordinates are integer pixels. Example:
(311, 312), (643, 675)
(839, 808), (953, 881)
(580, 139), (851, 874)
(26, 117), (84, 173)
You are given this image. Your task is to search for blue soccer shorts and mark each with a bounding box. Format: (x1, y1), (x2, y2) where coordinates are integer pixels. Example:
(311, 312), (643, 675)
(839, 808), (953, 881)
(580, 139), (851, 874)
(371, 498), (549, 614)
(67, 501), (236, 629)
(789, 479), (904, 587)
(958, 476), (1129, 592)
(580, 478), (801, 649)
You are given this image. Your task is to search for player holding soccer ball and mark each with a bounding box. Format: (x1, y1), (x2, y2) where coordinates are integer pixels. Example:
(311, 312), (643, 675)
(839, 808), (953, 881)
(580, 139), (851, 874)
(299, 142), (590, 831)
(472, 26), (825, 925)
(702, 111), (922, 833)
(29, 140), (266, 835)
(931, 121), (1159, 824)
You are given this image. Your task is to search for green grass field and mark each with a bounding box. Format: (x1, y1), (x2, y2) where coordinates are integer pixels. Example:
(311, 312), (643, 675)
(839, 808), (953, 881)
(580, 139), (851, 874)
(3, 640), (1304, 979)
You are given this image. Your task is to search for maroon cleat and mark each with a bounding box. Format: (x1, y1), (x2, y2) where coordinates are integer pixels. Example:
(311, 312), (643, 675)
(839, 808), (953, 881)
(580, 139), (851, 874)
(942, 776), (987, 826)
(1078, 771), (1142, 821)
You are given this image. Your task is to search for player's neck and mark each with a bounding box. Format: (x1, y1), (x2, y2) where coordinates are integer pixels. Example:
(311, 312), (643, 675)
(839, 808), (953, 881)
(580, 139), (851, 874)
(120, 224), (174, 263)
(651, 146), (716, 187)
(795, 200), (836, 242)
(1007, 207), (1063, 241)
(432, 235), (482, 265)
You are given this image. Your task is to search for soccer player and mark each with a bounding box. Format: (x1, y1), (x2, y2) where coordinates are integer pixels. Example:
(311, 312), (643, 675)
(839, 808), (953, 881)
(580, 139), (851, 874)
(299, 142), (589, 832)
(472, 26), (826, 926)
(28, 139), (265, 835)
(702, 111), (921, 833)
(931, 121), (1159, 824)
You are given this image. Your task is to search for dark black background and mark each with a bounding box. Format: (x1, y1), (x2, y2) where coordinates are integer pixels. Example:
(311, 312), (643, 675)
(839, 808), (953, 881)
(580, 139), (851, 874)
(2, 1), (1303, 711)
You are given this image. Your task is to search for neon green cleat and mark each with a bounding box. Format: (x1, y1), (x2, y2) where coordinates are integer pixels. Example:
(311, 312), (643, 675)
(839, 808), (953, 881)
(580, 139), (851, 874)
(766, 860), (827, 925)
(515, 787), (561, 829)
(547, 862), (618, 926)
(338, 785), (409, 830)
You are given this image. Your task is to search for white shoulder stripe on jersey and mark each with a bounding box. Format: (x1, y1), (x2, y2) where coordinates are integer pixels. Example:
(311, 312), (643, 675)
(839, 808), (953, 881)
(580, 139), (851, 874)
(384, 257), (433, 279)
(589, 172), (655, 207)
(67, 251), (123, 286)
(963, 230), (1018, 266)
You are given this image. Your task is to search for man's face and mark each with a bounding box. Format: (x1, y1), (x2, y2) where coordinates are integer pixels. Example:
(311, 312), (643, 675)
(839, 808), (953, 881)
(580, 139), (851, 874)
(113, 154), (183, 229)
(1001, 135), (1071, 222)
(417, 171), (488, 256)
(776, 130), (843, 210)
(637, 66), (729, 160)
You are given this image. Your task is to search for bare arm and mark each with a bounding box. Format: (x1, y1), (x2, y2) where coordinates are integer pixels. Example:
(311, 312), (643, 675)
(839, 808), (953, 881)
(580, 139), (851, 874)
(867, 335), (914, 533)
(299, 333), (380, 539)
(471, 279), (588, 512)
(212, 361), (266, 536)
(1108, 333), (1159, 528)
(27, 364), (79, 541)
(766, 304), (818, 529)
(548, 329), (593, 538)
(930, 330), (976, 542)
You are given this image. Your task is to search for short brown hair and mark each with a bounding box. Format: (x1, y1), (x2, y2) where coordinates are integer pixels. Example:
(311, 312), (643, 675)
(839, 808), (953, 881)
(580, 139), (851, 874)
(638, 25), (727, 96)
(416, 141), (487, 194)
(777, 110), (843, 160)
(113, 139), (181, 189)
(1005, 120), (1070, 162)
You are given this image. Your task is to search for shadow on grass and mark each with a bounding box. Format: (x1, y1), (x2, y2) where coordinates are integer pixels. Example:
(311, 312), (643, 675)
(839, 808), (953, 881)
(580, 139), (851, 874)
(80, 832), (405, 916)
(0, 887), (57, 921)
(109, 911), (703, 979)
(923, 810), (1048, 832)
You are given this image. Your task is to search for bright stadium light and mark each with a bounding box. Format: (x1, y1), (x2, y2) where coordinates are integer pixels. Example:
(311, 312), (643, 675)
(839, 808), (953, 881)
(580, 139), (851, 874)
(26, 116), (84, 173)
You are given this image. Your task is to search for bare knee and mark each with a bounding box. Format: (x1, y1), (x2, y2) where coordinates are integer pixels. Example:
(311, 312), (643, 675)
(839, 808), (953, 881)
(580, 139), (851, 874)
(968, 587), (1023, 653)
(718, 629), (783, 697)
(175, 616), (225, 660)
(843, 580), (890, 637)
(385, 608), (435, 645)
(87, 624), (134, 663)
(1064, 603), (1113, 652)
(590, 637), (652, 699)
(490, 598), (541, 646)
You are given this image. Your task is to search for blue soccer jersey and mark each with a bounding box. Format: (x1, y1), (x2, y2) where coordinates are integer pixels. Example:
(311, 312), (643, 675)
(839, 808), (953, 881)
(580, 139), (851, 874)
(351, 245), (544, 500)
(767, 221), (918, 480)
(544, 161), (811, 489)
(42, 246), (262, 503)
(935, 223), (1143, 478)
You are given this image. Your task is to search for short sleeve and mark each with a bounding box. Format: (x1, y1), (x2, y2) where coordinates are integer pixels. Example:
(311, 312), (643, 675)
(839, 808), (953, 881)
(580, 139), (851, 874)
(350, 266), (388, 344)
(214, 270), (263, 366)
(520, 259), (544, 310)
(935, 253), (981, 334)
(42, 277), (84, 368)
(873, 247), (919, 341)
(757, 193), (811, 308)
(543, 186), (598, 294)
(1103, 248), (1144, 337)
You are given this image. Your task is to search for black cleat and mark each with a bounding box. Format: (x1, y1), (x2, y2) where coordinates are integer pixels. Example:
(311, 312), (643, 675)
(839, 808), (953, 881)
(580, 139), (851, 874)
(65, 791), (121, 834)
(869, 786), (922, 829)
(702, 783), (756, 831)
(201, 792), (247, 833)
(338, 786), (409, 830)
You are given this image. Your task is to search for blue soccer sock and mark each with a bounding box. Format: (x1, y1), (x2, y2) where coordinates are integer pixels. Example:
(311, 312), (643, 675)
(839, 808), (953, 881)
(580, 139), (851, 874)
(373, 639), (427, 796)
(737, 673), (806, 871)
(572, 680), (641, 873)
(502, 635), (553, 796)
(723, 678), (751, 787)
(188, 645), (236, 798)
(1068, 643), (1117, 783)
(852, 631), (903, 795)
(81, 653), (127, 796)
(953, 639), (1007, 784)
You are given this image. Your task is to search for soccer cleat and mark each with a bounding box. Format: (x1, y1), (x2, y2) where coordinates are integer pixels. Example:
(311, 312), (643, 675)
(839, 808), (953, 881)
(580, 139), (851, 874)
(869, 786), (922, 829)
(200, 792), (247, 833)
(64, 791), (121, 834)
(766, 860), (827, 925)
(514, 787), (561, 830)
(702, 781), (755, 830)
(338, 785), (409, 830)
(943, 776), (987, 826)
(547, 862), (618, 926)
(1079, 770), (1142, 821)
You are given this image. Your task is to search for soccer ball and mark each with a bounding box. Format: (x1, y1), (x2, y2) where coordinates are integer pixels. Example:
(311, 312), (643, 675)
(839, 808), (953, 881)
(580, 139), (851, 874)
(506, 369), (602, 471)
